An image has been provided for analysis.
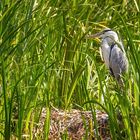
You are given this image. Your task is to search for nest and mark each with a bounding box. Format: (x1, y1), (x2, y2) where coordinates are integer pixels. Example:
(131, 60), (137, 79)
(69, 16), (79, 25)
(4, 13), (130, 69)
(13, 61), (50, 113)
(33, 108), (111, 140)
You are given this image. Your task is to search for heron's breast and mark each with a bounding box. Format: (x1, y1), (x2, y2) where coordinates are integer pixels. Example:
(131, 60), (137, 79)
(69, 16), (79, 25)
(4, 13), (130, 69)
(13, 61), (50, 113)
(101, 43), (110, 68)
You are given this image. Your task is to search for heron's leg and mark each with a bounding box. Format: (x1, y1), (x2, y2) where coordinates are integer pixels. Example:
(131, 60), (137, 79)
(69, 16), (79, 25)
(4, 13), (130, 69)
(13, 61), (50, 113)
(115, 74), (124, 89)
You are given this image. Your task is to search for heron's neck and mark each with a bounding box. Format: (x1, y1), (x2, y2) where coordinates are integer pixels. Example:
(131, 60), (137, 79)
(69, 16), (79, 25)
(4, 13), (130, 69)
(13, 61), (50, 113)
(103, 37), (117, 46)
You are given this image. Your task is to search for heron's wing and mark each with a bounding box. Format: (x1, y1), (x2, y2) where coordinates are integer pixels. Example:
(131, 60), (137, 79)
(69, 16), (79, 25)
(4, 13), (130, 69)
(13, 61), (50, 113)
(109, 45), (128, 80)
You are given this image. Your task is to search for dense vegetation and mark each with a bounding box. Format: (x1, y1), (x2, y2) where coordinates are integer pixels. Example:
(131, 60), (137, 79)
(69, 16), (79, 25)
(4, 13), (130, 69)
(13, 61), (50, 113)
(1, 0), (140, 139)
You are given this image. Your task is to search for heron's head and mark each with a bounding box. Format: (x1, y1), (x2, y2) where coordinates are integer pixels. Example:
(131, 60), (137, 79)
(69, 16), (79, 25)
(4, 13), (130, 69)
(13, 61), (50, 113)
(86, 28), (119, 42)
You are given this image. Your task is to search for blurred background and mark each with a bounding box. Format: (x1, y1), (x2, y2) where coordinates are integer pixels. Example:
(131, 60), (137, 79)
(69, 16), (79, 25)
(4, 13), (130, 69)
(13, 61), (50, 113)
(1, 0), (140, 139)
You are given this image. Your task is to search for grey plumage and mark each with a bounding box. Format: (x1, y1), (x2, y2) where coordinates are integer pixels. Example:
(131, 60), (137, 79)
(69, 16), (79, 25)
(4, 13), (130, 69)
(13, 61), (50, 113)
(108, 43), (128, 82)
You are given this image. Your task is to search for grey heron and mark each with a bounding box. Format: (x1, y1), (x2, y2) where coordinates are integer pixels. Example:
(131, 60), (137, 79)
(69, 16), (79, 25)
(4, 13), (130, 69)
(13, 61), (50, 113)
(87, 28), (128, 84)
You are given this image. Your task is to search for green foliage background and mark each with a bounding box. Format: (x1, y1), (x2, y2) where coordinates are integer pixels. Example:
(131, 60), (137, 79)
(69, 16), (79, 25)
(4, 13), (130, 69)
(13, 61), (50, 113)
(0, 0), (140, 139)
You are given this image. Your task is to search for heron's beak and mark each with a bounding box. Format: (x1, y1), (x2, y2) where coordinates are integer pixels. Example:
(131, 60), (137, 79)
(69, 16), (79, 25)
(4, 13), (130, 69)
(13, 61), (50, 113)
(85, 32), (102, 39)
(85, 32), (102, 42)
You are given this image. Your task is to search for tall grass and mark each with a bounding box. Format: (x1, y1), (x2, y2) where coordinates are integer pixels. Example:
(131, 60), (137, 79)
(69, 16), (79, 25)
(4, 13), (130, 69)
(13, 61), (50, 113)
(1, 0), (140, 139)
